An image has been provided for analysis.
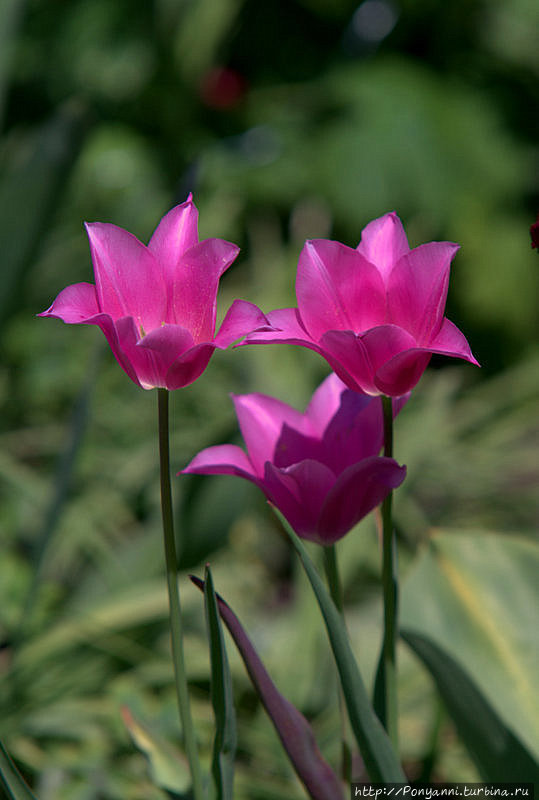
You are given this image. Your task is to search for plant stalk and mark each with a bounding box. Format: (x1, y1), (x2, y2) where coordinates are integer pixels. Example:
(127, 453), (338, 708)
(381, 394), (399, 752)
(158, 388), (204, 800)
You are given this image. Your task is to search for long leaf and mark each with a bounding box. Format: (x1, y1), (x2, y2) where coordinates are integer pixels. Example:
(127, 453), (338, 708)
(190, 575), (344, 800)
(276, 511), (405, 782)
(0, 741), (38, 800)
(401, 632), (538, 782)
(204, 565), (237, 800)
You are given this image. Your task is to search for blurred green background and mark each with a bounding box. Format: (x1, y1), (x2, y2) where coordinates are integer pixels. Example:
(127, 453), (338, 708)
(1, 0), (538, 796)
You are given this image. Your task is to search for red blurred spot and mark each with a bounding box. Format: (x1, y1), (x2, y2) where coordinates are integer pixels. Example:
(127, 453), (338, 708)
(200, 67), (248, 110)
(530, 213), (539, 251)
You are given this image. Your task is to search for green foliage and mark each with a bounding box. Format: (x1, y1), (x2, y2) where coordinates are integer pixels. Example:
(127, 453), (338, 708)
(1, 0), (538, 794)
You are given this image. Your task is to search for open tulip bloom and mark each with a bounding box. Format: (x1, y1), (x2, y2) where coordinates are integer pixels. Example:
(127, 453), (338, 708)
(241, 212), (479, 396)
(39, 194), (266, 390)
(182, 373), (407, 545)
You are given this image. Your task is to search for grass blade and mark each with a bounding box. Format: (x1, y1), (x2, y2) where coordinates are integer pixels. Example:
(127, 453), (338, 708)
(0, 741), (38, 800)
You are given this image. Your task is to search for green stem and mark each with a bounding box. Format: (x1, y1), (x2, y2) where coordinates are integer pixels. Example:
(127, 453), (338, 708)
(381, 395), (399, 752)
(158, 389), (204, 800)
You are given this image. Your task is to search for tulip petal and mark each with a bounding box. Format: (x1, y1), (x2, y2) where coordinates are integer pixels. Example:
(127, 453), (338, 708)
(169, 238), (240, 339)
(296, 239), (386, 340)
(317, 457), (406, 545)
(147, 195), (199, 280)
(356, 211), (410, 281)
(429, 318), (480, 365)
(181, 444), (256, 481)
(213, 299), (272, 349)
(38, 282), (99, 323)
(232, 393), (311, 476)
(263, 460), (336, 542)
(305, 372), (370, 437)
(318, 329), (378, 394)
(387, 242), (459, 343)
(85, 222), (166, 331)
(240, 307), (319, 349)
(165, 342), (216, 390)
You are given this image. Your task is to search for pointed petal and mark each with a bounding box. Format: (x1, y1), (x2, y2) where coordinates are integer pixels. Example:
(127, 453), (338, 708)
(189, 577), (344, 800)
(213, 299), (272, 349)
(85, 222), (166, 331)
(387, 242), (459, 342)
(296, 239), (386, 340)
(38, 282), (99, 322)
(147, 195), (199, 280)
(181, 444), (256, 481)
(240, 307), (319, 349)
(232, 393), (309, 476)
(168, 238), (240, 339)
(317, 457), (406, 545)
(318, 329), (378, 394)
(357, 211), (410, 281)
(305, 372), (370, 437)
(263, 460), (336, 542)
(429, 317), (480, 365)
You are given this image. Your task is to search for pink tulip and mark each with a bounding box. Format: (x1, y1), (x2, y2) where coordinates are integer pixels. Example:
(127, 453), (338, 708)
(241, 212), (479, 396)
(39, 195), (267, 390)
(181, 373), (406, 545)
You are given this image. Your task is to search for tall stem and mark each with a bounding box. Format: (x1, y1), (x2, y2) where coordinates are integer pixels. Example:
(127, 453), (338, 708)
(381, 395), (399, 752)
(158, 389), (204, 800)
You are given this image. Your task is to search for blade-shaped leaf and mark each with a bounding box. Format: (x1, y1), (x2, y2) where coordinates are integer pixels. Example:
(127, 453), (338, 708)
(401, 631), (538, 782)
(400, 530), (539, 764)
(190, 575), (344, 800)
(121, 707), (191, 796)
(204, 565), (237, 800)
(0, 741), (38, 800)
(275, 511), (406, 783)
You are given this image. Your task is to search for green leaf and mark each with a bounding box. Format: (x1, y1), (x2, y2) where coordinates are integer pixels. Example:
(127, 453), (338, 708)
(121, 707), (191, 795)
(0, 741), (38, 800)
(401, 632), (538, 782)
(400, 530), (539, 777)
(191, 574), (344, 800)
(276, 511), (406, 783)
(204, 565), (237, 800)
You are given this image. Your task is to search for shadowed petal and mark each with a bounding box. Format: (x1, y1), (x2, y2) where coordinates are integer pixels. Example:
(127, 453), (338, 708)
(240, 307), (319, 348)
(213, 299), (272, 349)
(181, 444), (256, 481)
(147, 195), (199, 280)
(387, 242), (459, 343)
(317, 457), (406, 545)
(232, 393), (310, 476)
(165, 342), (216, 390)
(263, 460), (336, 542)
(357, 324), (430, 395)
(169, 238), (240, 338)
(38, 282), (99, 322)
(296, 239), (386, 340)
(85, 222), (166, 331)
(357, 212), (410, 281)
(429, 318), (480, 365)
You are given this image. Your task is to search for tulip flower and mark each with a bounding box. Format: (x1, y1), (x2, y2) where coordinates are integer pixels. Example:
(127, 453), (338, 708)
(241, 212), (479, 396)
(182, 373), (406, 545)
(39, 195), (266, 390)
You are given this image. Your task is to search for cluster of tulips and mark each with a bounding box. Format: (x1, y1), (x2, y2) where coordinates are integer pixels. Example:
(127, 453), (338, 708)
(38, 195), (478, 798)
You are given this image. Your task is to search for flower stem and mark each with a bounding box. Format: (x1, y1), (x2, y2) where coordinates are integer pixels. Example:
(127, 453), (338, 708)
(380, 395), (399, 752)
(158, 389), (204, 800)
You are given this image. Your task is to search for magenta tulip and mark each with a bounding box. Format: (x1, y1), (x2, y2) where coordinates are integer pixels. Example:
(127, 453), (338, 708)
(241, 212), (479, 396)
(39, 195), (266, 390)
(181, 373), (406, 545)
